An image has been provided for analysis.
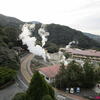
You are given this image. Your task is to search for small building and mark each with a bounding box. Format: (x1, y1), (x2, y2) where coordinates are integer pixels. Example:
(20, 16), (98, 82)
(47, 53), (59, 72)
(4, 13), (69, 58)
(37, 65), (60, 83)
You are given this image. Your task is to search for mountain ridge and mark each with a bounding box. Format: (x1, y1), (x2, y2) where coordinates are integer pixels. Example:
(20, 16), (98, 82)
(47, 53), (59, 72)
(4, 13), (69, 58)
(83, 32), (100, 43)
(0, 14), (23, 27)
(0, 14), (100, 49)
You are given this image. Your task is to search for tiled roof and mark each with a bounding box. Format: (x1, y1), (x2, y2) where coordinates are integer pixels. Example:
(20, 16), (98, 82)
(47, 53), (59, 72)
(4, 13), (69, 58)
(66, 48), (100, 57)
(37, 65), (60, 78)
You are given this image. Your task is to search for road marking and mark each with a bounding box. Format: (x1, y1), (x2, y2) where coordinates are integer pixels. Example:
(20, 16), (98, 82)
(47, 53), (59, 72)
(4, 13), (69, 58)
(17, 75), (28, 89)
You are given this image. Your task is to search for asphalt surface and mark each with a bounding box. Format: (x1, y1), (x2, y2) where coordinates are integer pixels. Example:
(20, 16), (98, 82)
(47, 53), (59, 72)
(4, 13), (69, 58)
(0, 82), (24, 100)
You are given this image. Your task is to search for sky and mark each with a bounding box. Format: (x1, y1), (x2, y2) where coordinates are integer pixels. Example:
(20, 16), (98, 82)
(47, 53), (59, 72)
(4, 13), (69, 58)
(0, 0), (100, 35)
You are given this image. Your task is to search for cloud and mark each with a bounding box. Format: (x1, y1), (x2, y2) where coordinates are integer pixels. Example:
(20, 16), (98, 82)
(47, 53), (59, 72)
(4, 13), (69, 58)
(0, 0), (100, 35)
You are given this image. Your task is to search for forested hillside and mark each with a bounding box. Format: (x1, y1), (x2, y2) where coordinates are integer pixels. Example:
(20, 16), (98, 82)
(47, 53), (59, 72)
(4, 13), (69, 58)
(83, 32), (100, 43)
(32, 24), (100, 49)
(0, 14), (23, 70)
(0, 26), (20, 70)
(0, 14), (23, 27)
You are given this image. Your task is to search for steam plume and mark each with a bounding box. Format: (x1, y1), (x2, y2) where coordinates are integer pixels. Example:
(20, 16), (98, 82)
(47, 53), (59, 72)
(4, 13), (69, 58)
(19, 23), (48, 61)
(66, 41), (76, 49)
(38, 24), (49, 47)
(59, 50), (68, 66)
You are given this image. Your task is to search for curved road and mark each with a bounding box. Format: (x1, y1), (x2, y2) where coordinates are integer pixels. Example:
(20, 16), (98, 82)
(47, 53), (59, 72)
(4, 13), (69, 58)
(20, 53), (33, 84)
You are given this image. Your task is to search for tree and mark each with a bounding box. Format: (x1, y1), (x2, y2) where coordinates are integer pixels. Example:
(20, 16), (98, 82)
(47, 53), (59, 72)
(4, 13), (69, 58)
(12, 93), (26, 100)
(46, 43), (59, 53)
(27, 71), (55, 100)
(66, 61), (83, 87)
(96, 67), (100, 81)
(13, 72), (55, 100)
(0, 67), (16, 86)
(82, 61), (99, 88)
(0, 47), (19, 70)
(47, 84), (56, 100)
(63, 52), (71, 59)
(42, 95), (53, 100)
(55, 63), (67, 89)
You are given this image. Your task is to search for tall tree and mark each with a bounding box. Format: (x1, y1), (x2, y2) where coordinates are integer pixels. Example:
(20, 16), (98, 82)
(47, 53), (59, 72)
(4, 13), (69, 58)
(82, 61), (98, 88)
(27, 71), (55, 100)
(55, 63), (67, 89)
(42, 95), (53, 100)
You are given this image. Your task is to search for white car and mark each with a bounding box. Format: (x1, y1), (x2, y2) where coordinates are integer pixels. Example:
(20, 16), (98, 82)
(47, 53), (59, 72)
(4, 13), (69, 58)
(70, 88), (74, 94)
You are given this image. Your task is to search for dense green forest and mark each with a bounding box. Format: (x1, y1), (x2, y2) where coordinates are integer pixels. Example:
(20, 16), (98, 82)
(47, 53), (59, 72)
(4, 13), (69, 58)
(0, 14), (23, 86)
(83, 32), (100, 43)
(0, 67), (16, 87)
(0, 15), (22, 86)
(0, 26), (21, 70)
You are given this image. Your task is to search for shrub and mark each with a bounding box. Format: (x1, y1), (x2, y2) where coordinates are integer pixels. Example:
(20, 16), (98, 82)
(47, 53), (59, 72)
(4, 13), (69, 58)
(63, 52), (71, 59)
(42, 95), (53, 100)
(12, 92), (26, 100)
(46, 43), (59, 53)
(0, 67), (16, 86)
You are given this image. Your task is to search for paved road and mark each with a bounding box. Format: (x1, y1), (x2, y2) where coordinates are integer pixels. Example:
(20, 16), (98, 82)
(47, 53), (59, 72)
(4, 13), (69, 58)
(0, 82), (24, 100)
(20, 54), (33, 83)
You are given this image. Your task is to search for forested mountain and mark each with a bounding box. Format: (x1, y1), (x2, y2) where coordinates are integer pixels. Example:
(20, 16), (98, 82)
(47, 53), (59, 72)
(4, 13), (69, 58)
(0, 14), (23, 27)
(33, 24), (100, 49)
(83, 32), (100, 43)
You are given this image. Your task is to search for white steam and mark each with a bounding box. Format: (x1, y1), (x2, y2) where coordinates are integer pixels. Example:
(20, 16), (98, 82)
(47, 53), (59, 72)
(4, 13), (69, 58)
(58, 50), (68, 66)
(19, 23), (49, 61)
(38, 24), (49, 47)
(66, 41), (76, 49)
(59, 40), (78, 66)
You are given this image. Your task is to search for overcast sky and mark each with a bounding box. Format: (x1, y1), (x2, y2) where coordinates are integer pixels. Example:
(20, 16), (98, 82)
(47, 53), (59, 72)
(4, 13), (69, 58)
(0, 0), (100, 35)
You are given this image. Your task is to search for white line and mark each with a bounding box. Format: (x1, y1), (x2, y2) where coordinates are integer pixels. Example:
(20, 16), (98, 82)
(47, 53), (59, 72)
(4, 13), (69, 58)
(17, 75), (28, 89)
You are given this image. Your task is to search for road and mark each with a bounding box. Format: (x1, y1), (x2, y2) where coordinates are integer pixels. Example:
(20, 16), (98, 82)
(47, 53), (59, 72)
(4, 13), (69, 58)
(20, 54), (33, 84)
(0, 83), (23, 100)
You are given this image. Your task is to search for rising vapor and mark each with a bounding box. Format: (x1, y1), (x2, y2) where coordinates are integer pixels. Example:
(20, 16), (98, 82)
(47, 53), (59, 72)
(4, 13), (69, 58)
(38, 24), (49, 47)
(19, 23), (49, 61)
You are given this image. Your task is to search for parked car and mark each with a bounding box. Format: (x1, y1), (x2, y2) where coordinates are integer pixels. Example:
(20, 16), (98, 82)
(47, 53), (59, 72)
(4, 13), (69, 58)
(76, 87), (80, 93)
(66, 88), (69, 93)
(70, 88), (74, 94)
